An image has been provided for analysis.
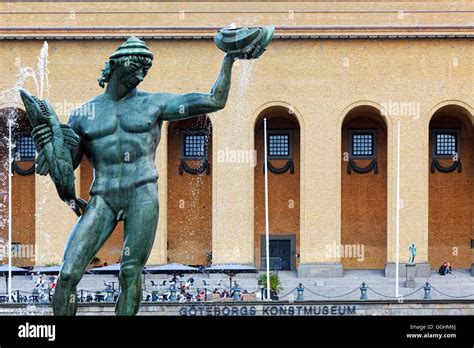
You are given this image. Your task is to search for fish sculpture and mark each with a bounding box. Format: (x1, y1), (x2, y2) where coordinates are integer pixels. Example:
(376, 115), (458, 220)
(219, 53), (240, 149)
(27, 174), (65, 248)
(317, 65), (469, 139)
(19, 89), (87, 216)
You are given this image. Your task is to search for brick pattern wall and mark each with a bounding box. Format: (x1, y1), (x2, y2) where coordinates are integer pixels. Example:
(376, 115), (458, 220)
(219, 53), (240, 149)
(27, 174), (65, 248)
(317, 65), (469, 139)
(0, 109), (35, 267)
(429, 111), (473, 269)
(11, 162), (36, 267)
(341, 108), (387, 269)
(167, 116), (212, 266)
(254, 108), (300, 270)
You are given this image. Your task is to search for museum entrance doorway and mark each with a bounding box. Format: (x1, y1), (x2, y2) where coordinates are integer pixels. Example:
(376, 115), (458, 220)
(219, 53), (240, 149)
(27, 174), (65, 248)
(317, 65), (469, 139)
(260, 235), (296, 271)
(270, 239), (291, 270)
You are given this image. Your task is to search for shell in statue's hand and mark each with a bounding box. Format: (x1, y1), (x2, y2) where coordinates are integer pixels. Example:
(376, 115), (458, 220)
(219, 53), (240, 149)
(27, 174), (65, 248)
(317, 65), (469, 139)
(214, 25), (275, 60)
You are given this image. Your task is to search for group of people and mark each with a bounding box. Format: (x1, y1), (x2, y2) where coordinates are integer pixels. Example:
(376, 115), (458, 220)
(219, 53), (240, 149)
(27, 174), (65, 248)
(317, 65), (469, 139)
(35, 274), (57, 290)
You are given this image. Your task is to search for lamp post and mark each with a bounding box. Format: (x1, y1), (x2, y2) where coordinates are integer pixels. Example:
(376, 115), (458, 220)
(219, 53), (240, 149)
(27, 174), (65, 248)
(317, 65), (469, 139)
(395, 118), (401, 298)
(7, 118), (12, 302)
(232, 283), (241, 301)
(360, 282), (368, 300)
(296, 283), (304, 301)
(263, 118), (271, 301)
(423, 282), (432, 300)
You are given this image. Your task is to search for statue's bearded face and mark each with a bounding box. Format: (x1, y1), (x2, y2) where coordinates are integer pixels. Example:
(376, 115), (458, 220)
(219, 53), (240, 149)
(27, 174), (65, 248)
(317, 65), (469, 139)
(113, 59), (150, 89)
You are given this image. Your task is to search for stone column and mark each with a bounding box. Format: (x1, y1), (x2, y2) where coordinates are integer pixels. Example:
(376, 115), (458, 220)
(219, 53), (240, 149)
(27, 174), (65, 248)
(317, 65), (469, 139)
(298, 105), (342, 278)
(148, 123), (168, 265)
(211, 96), (254, 265)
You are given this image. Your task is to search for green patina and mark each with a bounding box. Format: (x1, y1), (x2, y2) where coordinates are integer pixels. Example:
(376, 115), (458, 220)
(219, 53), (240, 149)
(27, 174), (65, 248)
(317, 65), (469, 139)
(20, 27), (274, 316)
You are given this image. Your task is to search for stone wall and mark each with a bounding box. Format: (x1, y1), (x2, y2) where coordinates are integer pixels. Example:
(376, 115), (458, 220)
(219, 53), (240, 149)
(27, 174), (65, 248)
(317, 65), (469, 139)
(1, 300), (474, 316)
(0, 1), (472, 271)
(167, 117), (213, 265)
(341, 108), (388, 269)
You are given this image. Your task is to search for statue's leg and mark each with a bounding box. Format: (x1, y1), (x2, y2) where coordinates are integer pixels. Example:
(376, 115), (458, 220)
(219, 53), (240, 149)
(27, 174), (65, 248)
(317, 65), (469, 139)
(115, 183), (158, 316)
(53, 195), (117, 315)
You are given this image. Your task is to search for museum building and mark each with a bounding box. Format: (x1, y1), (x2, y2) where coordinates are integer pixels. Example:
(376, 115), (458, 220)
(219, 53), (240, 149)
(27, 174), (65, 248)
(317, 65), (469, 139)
(0, 1), (473, 277)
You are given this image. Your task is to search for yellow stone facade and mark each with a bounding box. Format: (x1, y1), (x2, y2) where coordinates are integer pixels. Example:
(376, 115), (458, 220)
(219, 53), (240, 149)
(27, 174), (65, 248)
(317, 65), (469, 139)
(0, 1), (472, 276)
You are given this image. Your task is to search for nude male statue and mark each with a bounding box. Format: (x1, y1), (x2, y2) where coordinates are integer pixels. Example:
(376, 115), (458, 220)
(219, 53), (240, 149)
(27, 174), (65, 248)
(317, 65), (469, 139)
(22, 28), (273, 315)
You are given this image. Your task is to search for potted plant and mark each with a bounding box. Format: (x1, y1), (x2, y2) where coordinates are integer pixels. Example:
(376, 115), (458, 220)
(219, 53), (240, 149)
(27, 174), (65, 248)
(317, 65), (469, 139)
(257, 273), (283, 300)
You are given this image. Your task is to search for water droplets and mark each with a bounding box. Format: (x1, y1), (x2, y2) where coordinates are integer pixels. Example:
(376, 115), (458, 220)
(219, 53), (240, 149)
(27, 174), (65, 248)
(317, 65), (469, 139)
(0, 41), (49, 107)
(0, 41), (50, 267)
(37, 41), (49, 99)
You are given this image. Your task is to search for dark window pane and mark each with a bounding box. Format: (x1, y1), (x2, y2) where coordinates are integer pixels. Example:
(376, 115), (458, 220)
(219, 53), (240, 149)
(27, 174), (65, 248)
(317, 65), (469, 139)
(268, 134), (290, 157)
(17, 136), (35, 161)
(184, 133), (206, 158)
(435, 133), (457, 156)
(352, 133), (374, 157)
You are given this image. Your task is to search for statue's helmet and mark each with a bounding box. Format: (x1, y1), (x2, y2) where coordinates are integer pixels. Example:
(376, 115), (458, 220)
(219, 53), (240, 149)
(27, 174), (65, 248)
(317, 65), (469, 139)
(98, 36), (154, 87)
(109, 36), (154, 61)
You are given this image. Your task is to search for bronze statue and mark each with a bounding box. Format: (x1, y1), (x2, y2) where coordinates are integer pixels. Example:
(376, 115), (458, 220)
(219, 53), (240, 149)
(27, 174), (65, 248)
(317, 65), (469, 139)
(20, 26), (274, 315)
(408, 243), (416, 264)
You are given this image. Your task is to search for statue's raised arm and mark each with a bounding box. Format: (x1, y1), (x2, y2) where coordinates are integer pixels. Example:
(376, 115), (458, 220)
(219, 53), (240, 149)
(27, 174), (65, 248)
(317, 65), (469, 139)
(160, 25), (274, 121)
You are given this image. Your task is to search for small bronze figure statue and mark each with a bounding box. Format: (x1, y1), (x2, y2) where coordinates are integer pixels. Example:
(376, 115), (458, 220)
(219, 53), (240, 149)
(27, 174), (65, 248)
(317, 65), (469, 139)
(408, 243), (416, 264)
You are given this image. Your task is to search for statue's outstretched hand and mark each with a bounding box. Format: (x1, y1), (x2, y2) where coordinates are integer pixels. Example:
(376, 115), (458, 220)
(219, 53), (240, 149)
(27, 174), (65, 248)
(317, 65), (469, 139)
(227, 44), (265, 60)
(245, 44), (266, 59)
(215, 26), (274, 60)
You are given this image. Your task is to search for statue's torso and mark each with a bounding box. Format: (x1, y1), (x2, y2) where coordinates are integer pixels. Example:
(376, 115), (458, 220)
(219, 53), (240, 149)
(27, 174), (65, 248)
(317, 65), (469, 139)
(73, 91), (163, 193)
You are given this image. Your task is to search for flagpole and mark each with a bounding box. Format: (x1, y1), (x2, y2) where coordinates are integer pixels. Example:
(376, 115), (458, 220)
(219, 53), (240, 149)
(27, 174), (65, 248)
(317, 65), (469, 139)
(8, 117), (12, 301)
(395, 118), (401, 298)
(263, 118), (271, 300)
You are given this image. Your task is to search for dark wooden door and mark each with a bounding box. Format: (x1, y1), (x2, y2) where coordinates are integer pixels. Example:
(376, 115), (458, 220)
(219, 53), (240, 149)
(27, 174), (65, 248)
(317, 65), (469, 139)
(269, 240), (291, 270)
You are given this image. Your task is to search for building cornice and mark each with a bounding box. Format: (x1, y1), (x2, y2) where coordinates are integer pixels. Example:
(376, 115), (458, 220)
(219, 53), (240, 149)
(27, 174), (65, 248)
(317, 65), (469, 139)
(1, 25), (473, 40)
